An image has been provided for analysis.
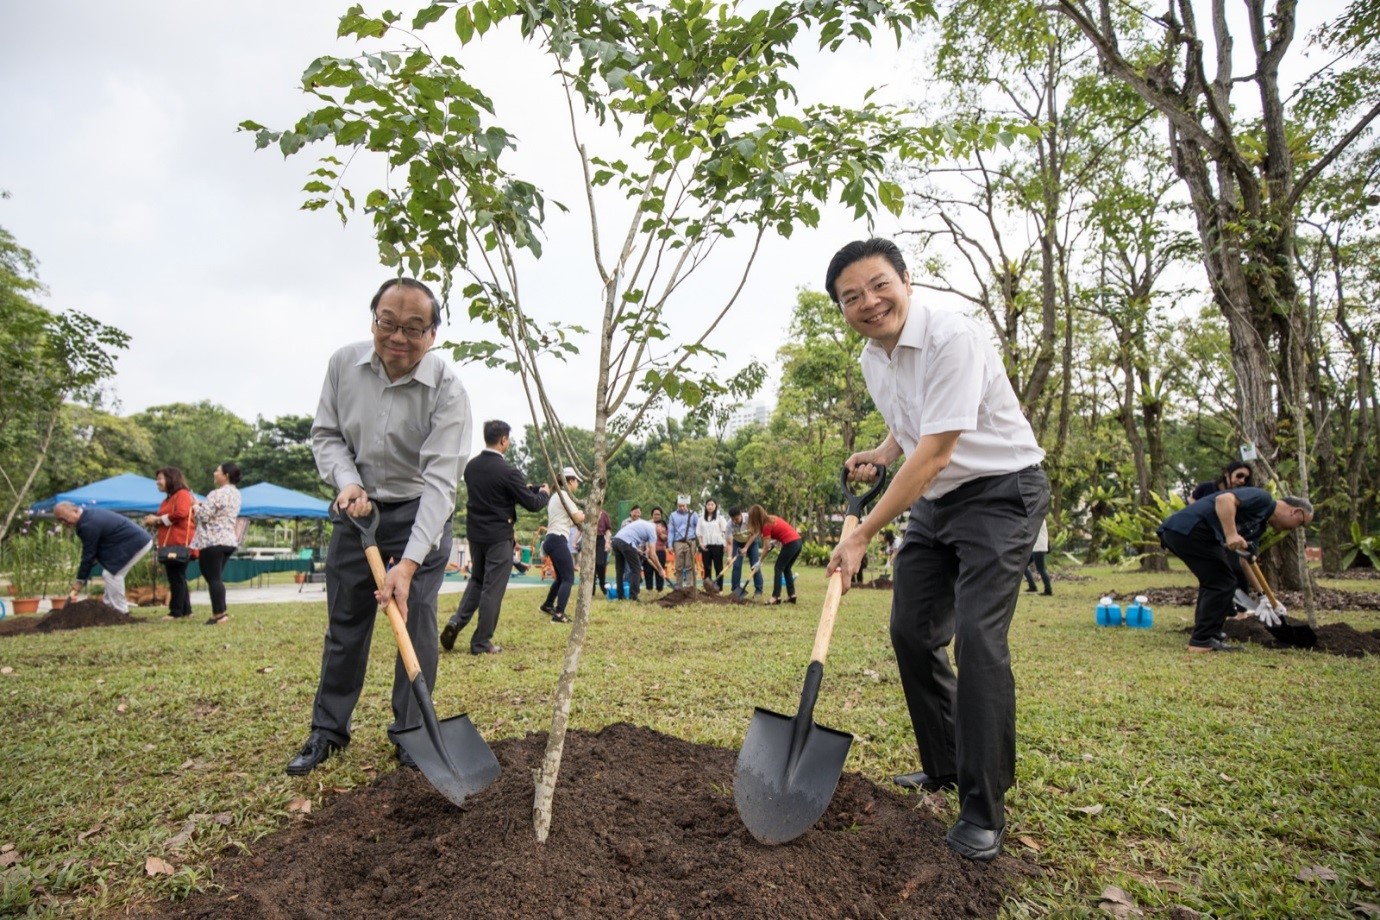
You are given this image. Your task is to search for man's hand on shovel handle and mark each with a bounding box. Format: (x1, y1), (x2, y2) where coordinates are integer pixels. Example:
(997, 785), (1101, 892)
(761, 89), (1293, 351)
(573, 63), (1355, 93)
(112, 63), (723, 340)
(335, 484), (374, 518)
(827, 530), (868, 596)
(377, 558), (418, 622)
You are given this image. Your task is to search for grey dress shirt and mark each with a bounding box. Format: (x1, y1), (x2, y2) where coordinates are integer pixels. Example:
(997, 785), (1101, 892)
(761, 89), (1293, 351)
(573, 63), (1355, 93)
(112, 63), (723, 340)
(312, 341), (472, 564)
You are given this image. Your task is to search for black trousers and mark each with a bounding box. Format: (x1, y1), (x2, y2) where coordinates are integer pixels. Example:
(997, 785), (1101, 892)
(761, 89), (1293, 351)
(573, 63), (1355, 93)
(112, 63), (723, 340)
(163, 559), (191, 616)
(891, 466), (1047, 831)
(311, 499), (450, 744)
(643, 549), (665, 591)
(542, 534), (575, 614)
(612, 538), (643, 599)
(1159, 524), (1236, 645)
(449, 537), (514, 652)
(701, 544), (724, 587)
(771, 538), (803, 599)
(198, 545), (236, 614)
(1024, 552), (1051, 594)
(594, 537), (609, 591)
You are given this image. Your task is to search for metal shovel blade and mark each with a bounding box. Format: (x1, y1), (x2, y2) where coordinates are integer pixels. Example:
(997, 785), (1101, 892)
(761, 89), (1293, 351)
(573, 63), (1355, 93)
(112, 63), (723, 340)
(734, 662), (853, 845)
(391, 673), (501, 807)
(1265, 617), (1318, 649)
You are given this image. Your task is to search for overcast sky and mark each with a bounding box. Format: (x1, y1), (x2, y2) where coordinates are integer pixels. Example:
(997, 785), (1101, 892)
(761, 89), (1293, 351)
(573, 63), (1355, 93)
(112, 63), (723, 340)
(0, 0), (916, 460)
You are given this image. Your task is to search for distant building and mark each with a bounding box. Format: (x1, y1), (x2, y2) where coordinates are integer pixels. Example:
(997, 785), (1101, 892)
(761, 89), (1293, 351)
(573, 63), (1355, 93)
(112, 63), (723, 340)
(723, 401), (771, 438)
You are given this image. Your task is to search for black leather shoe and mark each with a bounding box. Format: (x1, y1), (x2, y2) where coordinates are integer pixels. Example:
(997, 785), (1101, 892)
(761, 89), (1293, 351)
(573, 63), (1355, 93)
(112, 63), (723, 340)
(470, 643), (503, 655)
(540, 603), (554, 614)
(893, 771), (958, 792)
(440, 621), (460, 651)
(285, 732), (343, 776)
(395, 743), (418, 770)
(946, 819), (1004, 861)
(1188, 637), (1243, 653)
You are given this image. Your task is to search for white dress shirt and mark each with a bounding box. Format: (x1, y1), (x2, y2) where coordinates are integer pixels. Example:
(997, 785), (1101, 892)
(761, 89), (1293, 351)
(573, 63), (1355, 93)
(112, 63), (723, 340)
(860, 306), (1043, 499)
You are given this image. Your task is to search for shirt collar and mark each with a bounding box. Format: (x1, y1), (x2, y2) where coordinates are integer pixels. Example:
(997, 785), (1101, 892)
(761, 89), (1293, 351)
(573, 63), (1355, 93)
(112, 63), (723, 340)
(358, 343), (442, 387)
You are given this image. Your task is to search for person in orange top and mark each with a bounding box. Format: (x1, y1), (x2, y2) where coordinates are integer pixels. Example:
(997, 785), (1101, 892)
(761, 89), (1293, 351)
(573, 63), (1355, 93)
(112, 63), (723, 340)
(745, 504), (803, 605)
(144, 466), (197, 620)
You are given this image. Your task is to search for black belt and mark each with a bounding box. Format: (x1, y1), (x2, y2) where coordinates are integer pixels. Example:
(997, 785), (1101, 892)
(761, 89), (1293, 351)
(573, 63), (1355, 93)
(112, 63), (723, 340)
(373, 496), (420, 511)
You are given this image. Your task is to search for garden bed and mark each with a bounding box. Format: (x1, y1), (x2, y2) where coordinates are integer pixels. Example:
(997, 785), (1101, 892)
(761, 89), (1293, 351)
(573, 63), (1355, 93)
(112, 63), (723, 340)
(0, 599), (142, 638)
(143, 723), (1030, 919)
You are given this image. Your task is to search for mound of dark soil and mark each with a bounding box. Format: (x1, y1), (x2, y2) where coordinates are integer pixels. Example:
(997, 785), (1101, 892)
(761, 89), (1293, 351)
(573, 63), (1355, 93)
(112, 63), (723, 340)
(657, 586), (753, 608)
(853, 577), (894, 590)
(145, 724), (1031, 919)
(1217, 617), (1380, 657)
(1138, 586), (1380, 611)
(0, 599), (141, 638)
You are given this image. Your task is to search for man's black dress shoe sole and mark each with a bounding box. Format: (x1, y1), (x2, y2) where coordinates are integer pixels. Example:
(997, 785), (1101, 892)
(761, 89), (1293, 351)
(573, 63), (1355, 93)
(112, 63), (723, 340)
(893, 771), (958, 792)
(285, 734), (344, 776)
(440, 621), (460, 651)
(946, 819), (1004, 861)
(470, 644), (503, 655)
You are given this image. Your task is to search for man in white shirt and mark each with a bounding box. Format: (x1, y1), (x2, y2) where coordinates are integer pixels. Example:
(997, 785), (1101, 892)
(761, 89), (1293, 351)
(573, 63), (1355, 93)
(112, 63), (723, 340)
(825, 238), (1048, 861)
(287, 278), (472, 777)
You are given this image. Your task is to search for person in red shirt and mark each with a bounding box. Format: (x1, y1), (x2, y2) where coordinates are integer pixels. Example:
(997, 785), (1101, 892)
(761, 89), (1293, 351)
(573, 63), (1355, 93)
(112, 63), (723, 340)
(746, 504), (803, 605)
(144, 466), (197, 620)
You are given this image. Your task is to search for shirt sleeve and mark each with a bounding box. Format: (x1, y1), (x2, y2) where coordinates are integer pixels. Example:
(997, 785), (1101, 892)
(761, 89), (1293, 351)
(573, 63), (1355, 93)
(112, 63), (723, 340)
(311, 351), (364, 494)
(918, 325), (985, 436)
(403, 374), (472, 564)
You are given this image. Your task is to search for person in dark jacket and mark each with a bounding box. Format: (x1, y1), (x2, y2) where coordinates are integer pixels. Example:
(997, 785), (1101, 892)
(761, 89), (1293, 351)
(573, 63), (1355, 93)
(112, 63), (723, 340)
(54, 502), (154, 614)
(1190, 461), (1253, 501)
(441, 420), (549, 655)
(1158, 487), (1313, 652)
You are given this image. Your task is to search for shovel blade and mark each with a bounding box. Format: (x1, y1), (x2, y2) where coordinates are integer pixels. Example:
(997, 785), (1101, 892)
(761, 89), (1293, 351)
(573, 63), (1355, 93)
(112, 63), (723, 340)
(392, 713), (501, 807)
(734, 706), (853, 845)
(1265, 617), (1318, 649)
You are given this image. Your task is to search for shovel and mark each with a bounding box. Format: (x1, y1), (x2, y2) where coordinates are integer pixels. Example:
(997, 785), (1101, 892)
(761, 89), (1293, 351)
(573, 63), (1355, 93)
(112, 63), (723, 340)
(1239, 552), (1318, 649)
(734, 463), (888, 844)
(731, 555), (765, 599)
(332, 505), (501, 806)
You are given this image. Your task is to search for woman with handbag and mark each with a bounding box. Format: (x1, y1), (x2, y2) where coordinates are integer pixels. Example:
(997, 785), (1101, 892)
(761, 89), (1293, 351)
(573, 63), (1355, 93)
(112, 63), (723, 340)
(192, 461), (242, 625)
(145, 466), (197, 621)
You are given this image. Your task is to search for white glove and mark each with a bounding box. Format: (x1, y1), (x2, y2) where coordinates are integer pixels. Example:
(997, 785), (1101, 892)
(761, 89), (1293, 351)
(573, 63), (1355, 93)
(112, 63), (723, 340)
(1272, 600), (1288, 620)
(1254, 598), (1282, 628)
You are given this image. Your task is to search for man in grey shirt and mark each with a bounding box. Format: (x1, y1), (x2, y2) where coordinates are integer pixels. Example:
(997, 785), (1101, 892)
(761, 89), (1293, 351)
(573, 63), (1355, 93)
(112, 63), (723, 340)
(287, 277), (472, 776)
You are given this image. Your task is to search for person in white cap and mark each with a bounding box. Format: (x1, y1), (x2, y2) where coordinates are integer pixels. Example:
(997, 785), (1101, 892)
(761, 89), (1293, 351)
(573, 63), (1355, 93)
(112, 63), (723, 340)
(540, 466), (586, 622)
(667, 494), (700, 589)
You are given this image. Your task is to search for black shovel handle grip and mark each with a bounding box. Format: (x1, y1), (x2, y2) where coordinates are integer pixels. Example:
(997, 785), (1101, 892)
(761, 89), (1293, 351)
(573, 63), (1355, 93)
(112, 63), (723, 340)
(330, 501), (380, 549)
(839, 464), (889, 518)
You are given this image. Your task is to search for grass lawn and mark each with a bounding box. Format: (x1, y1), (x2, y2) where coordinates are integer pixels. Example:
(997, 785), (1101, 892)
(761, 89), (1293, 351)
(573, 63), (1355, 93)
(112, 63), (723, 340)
(2, 563), (1377, 917)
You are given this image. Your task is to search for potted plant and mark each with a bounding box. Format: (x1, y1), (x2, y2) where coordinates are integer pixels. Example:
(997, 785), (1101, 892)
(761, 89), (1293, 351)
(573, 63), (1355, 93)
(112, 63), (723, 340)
(1, 529), (47, 614)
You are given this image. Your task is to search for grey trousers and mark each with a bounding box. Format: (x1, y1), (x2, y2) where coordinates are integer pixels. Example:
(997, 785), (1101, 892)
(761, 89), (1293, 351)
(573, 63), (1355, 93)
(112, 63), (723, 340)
(448, 537), (514, 652)
(891, 466), (1048, 831)
(310, 499), (451, 745)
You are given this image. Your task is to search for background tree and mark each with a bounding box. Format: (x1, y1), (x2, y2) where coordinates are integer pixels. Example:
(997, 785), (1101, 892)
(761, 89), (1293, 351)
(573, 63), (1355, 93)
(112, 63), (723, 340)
(237, 414), (331, 496)
(131, 401), (255, 494)
(0, 222), (130, 543)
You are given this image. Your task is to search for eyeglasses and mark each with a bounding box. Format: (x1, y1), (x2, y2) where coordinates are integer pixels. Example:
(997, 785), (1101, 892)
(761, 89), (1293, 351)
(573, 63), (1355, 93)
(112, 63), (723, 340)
(373, 314), (433, 341)
(838, 278), (895, 311)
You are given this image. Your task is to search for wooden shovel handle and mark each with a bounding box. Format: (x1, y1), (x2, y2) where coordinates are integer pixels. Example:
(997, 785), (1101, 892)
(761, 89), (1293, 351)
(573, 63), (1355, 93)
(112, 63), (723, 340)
(811, 514), (859, 665)
(1248, 559), (1279, 608)
(363, 544), (423, 681)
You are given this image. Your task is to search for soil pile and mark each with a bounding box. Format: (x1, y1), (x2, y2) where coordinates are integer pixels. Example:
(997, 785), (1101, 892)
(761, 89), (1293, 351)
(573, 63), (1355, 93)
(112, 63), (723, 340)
(1139, 586), (1380, 611)
(657, 586), (752, 608)
(0, 599), (140, 638)
(146, 724), (1030, 919)
(853, 576), (893, 590)
(1220, 617), (1380, 657)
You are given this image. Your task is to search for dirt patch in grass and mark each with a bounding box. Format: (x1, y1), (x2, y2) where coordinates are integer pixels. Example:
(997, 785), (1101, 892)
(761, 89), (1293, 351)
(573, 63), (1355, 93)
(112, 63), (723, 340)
(657, 586), (754, 608)
(1217, 617), (1380, 657)
(853, 577), (894, 590)
(1136, 586), (1380, 611)
(143, 723), (1032, 919)
(0, 599), (142, 638)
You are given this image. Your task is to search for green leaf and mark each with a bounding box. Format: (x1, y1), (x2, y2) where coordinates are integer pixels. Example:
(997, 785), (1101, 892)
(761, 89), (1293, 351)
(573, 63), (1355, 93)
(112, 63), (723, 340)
(412, 3), (447, 29)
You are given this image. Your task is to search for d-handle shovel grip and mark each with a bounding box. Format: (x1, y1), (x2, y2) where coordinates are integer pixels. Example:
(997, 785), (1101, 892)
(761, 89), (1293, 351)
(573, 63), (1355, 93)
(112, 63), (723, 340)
(839, 463), (889, 519)
(331, 504), (423, 681)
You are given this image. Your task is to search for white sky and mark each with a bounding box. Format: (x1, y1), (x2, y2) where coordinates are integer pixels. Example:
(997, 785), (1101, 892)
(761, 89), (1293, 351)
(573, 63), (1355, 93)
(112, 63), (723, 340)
(0, 0), (915, 457)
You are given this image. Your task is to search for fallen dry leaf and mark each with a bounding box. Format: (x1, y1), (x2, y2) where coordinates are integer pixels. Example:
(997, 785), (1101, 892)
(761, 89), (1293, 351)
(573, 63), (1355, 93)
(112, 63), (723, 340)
(180, 759), (195, 770)
(1072, 804), (1105, 816)
(165, 819), (196, 851)
(77, 824), (103, 842)
(286, 797), (312, 814)
(144, 856), (174, 876)
(143, 743), (156, 752)
(115, 703), (128, 714)
(1359, 876), (1376, 890)
(1082, 753), (1094, 762)
(1, 666), (13, 675)
(1157, 807), (1176, 820)
(257, 666), (275, 674)
(1, 844), (13, 853)
(862, 668), (881, 681)
(0, 851), (18, 868)
(1017, 835), (1042, 851)
(1218, 772), (1233, 782)
(1297, 865), (1339, 883)
(213, 812), (233, 826)
(1355, 902), (1379, 917)
(1096, 885), (1143, 918)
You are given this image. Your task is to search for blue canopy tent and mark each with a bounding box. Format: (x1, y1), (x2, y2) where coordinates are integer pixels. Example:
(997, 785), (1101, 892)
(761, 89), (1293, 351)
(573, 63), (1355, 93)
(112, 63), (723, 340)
(236, 482), (330, 519)
(29, 473), (180, 514)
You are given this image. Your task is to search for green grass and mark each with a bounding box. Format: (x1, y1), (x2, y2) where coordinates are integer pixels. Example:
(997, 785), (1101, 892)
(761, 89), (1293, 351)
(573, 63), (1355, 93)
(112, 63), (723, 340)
(1, 565), (1377, 917)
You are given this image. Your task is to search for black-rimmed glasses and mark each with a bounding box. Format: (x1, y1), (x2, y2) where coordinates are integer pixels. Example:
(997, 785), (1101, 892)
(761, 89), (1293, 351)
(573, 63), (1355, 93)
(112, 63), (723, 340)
(373, 314), (434, 340)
